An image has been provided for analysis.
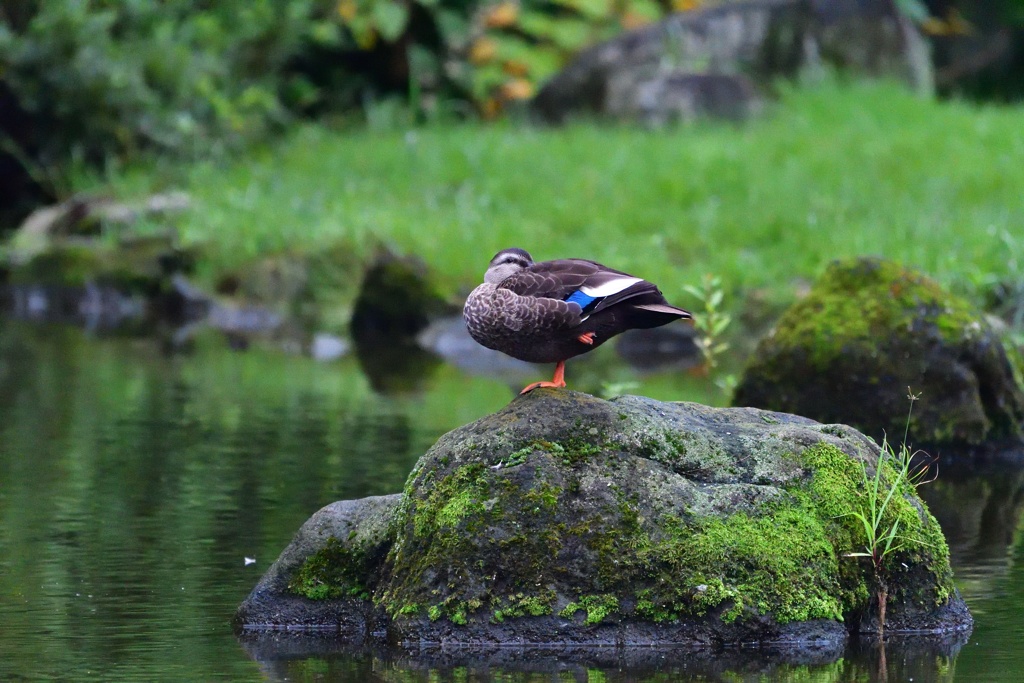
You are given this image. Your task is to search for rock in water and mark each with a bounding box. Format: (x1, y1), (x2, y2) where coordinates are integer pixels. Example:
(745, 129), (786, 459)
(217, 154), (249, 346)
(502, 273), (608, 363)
(237, 390), (971, 645)
(734, 257), (1024, 447)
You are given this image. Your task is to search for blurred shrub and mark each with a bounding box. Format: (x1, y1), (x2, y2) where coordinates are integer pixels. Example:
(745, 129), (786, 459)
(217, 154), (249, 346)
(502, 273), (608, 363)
(7, 0), (1021, 222)
(339, 0), (687, 118)
(0, 0), (690, 216)
(0, 1), (330, 197)
(919, 0), (1024, 101)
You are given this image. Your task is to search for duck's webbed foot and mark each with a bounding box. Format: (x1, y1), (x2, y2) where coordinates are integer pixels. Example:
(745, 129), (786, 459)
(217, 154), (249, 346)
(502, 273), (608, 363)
(519, 380), (566, 394)
(519, 361), (567, 394)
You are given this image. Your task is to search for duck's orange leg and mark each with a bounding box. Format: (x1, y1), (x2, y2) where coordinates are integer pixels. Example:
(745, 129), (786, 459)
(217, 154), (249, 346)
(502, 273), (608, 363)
(520, 360), (567, 394)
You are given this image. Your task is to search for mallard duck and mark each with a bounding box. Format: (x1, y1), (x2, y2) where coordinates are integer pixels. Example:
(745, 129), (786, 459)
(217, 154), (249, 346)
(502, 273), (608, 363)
(464, 248), (693, 393)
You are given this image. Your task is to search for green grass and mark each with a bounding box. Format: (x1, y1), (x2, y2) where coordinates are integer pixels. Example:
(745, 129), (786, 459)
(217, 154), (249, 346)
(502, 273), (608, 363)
(94, 80), (1024, 306)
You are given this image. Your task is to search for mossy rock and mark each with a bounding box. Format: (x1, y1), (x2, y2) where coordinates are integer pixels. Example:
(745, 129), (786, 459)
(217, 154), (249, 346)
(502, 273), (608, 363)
(235, 495), (397, 635)
(733, 257), (1024, 447)
(8, 234), (191, 294)
(237, 390), (971, 646)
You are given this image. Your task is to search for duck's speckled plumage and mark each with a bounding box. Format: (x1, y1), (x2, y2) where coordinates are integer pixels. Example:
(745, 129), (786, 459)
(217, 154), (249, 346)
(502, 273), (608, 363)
(464, 248), (692, 390)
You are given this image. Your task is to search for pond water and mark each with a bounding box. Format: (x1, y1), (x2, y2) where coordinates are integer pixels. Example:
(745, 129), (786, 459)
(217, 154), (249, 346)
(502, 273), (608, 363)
(2, 319), (1024, 682)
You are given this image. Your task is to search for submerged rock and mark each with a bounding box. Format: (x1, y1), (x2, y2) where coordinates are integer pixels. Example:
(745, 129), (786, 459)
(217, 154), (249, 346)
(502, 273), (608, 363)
(733, 257), (1024, 447)
(237, 390), (970, 646)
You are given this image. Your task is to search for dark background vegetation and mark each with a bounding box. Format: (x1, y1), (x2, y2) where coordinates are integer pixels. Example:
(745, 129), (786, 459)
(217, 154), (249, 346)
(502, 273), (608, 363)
(2, 0), (1023, 226)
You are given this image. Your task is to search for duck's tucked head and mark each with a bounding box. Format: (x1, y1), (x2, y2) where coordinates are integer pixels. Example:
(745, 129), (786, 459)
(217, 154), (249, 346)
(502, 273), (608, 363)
(484, 247), (533, 284)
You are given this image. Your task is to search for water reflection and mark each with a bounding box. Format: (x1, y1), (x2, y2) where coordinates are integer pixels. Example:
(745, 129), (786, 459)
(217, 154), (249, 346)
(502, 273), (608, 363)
(0, 321), (448, 681)
(921, 457), (1024, 596)
(0, 319), (1023, 681)
(236, 631), (976, 682)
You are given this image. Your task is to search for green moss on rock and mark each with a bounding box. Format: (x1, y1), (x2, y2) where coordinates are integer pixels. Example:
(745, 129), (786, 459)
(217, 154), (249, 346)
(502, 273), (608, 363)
(492, 591), (556, 622)
(243, 391), (970, 643)
(289, 536), (373, 600)
(375, 393), (966, 638)
(561, 594), (620, 625)
(734, 257), (1024, 446)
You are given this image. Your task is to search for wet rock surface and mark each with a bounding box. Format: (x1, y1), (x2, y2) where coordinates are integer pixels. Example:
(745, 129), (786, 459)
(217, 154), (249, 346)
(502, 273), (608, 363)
(733, 257), (1024, 447)
(237, 390), (971, 646)
(235, 495), (398, 636)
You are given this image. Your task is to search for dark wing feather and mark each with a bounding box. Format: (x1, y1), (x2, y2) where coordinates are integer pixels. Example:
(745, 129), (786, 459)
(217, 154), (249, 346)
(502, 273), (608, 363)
(498, 257), (685, 323)
(497, 259), (603, 299)
(541, 261), (669, 317)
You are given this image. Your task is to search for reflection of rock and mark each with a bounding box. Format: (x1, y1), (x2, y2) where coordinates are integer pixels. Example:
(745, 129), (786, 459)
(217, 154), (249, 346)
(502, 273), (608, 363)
(2, 282), (147, 332)
(309, 334), (349, 362)
(918, 456), (1024, 575)
(841, 629), (971, 681)
(533, 0), (931, 125)
(734, 257), (1024, 447)
(615, 325), (702, 372)
(238, 391), (970, 645)
(238, 631), (846, 682)
(237, 627), (973, 683)
(350, 251), (455, 393)
(353, 337), (442, 394)
(417, 315), (538, 379)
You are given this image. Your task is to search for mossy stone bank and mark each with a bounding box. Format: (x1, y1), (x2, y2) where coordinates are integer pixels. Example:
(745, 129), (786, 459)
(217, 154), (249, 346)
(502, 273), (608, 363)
(734, 257), (1024, 447)
(236, 390), (971, 646)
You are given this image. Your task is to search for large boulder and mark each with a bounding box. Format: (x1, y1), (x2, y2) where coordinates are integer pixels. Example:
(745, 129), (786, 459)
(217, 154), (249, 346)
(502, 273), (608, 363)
(733, 257), (1024, 447)
(237, 390), (971, 645)
(531, 0), (931, 125)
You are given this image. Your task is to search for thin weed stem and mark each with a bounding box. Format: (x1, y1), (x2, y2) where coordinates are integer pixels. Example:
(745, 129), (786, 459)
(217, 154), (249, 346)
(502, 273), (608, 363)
(841, 388), (936, 632)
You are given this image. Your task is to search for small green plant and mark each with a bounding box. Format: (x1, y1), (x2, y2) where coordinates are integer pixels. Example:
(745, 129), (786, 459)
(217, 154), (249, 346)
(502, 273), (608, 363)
(842, 389), (936, 632)
(683, 273), (735, 393)
(560, 594), (619, 625)
(683, 273), (732, 369)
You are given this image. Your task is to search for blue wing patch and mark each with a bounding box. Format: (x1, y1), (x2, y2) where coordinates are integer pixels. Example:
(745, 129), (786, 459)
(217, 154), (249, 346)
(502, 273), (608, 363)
(565, 289), (598, 309)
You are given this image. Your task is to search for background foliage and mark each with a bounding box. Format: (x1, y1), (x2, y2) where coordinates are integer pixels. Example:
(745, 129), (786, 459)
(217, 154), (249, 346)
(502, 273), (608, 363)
(2, 0), (1024, 224)
(0, 1), (684, 187)
(0, 1), (326, 199)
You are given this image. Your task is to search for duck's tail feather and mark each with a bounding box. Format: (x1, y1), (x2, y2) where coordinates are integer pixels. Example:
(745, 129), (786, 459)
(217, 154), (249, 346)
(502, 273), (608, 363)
(634, 303), (693, 319)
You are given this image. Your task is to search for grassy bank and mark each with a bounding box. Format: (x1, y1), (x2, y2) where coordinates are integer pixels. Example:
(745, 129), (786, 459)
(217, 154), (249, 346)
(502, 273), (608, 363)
(94, 81), (1024, 310)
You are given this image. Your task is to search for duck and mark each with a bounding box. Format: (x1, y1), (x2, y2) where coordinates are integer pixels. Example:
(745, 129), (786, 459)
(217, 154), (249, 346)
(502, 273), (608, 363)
(464, 248), (693, 393)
